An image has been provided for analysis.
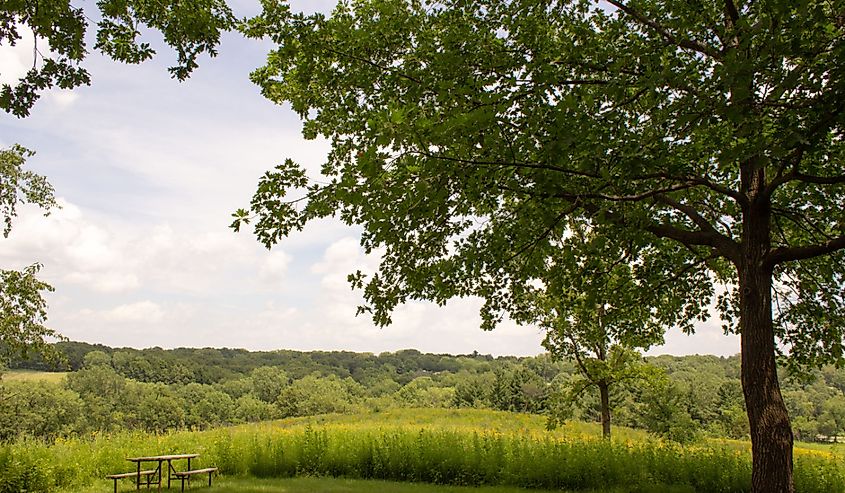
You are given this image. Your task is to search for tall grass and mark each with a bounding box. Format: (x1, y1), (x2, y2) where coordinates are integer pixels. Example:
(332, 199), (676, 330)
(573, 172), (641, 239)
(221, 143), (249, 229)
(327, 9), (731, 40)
(0, 409), (841, 493)
(2, 370), (67, 383)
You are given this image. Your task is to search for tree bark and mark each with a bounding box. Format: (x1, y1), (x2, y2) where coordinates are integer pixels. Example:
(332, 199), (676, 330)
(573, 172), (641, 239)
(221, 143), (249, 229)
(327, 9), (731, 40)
(599, 381), (611, 440)
(739, 194), (795, 493)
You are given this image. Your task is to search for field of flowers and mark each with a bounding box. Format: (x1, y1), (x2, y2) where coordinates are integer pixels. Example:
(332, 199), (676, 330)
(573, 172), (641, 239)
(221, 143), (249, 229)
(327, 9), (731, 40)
(0, 409), (842, 493)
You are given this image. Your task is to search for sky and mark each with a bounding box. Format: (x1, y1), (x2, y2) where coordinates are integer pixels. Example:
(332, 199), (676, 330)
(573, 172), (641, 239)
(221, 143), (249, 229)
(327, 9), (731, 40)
(0, 1), (740, 358)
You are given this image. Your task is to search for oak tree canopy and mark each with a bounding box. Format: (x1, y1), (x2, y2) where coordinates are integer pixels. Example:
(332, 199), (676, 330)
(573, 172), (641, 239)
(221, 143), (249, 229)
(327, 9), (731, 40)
(236, 1), (845, 491)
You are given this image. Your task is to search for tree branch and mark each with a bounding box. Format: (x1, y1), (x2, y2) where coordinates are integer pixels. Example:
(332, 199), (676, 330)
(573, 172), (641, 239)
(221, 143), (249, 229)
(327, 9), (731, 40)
(627, 172), (746, 205)
(411, 150), (601, 178)
(570, 200), (741, 263)
(568, 335), (598, 384)
(554, 182), (696, 203)
(416, 150), (747, 207)
(606, 0), (722, 59)
(655, 194), (724, 235)
(320, 46), (422, 84)
(723, 0), (740, 27)
(766, 90), (845, 195)
(504, 206), (576, 264)
(645, 221), (739, 263)
(772, 171), (845, 188)
(767, 235), (845, 266)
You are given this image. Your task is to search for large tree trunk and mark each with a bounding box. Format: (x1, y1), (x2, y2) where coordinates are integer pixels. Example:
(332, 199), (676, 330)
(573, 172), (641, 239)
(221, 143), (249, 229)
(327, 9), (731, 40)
(598, 381), (611, 439)
(739, 196), (794, 493)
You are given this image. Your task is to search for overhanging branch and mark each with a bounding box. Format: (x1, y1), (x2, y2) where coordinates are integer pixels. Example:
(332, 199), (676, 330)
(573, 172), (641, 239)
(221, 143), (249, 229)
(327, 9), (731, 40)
(767, 235), (845, 266)
(606, 0), (722, 59)
(574, 200), (741, 263)
(645, 221), (740, 263)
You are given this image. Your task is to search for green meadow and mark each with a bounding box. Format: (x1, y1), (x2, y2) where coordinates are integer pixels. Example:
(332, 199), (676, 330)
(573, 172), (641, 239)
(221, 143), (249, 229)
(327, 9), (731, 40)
(1, 409), (842, 493)
(2, 370), (68, 383)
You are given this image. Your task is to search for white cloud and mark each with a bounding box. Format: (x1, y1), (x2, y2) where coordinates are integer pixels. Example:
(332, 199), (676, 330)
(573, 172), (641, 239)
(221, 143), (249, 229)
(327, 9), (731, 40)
(0, 201), (138, 293)
(259, 249), (292, 284)
(64, 271), (140, 293)
(649, 318), (740, 357)
(103, 301), (165, 323)
(0, 26), (35, 85)
(48, 90), (79, 108)
(312, 236), (377, 289)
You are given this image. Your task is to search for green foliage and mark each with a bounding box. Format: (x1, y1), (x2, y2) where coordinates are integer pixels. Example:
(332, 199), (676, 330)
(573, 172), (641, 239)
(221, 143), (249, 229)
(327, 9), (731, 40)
(249, 366), (289, 403)
(0, 264), (61, 364)
(0, 146), (62, 365)
(135, 383), (185, 432)
(234, 394), (278, 423)
(0, 409), (841, 493)
(237, 2), (845, 486)
(179, 382), (235, 430)
(233, 0), (845, 361)
(0, 380), (82, 441)
(395, 376), (455, 408)
(81, 351), (111, 369)
(0, 0), (235, 117)
(453, 373), (494, 408)
(9, 344), (845, 450)
(276, 374), (358, 418)
(636, 376), (701, 445)
(489, 364), (549, 414)
(0, 146), (56, 238)
(65, 365), (129, 432)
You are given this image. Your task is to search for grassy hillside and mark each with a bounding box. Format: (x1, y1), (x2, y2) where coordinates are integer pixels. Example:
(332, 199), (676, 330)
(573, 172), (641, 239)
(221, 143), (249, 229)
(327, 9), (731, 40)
(244, 408), (651, 441)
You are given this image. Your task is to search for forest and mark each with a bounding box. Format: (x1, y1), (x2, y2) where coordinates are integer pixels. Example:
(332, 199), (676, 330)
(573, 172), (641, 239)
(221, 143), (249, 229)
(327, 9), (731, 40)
(3, 342), (844, 445)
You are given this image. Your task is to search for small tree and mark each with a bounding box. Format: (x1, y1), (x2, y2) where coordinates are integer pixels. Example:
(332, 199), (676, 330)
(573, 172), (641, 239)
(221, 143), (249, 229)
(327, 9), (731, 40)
(529, 232), (679, 439)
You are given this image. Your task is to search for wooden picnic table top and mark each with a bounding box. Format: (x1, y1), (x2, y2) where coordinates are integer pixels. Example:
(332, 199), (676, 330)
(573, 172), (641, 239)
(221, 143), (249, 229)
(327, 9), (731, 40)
(126, 454), (199, 462)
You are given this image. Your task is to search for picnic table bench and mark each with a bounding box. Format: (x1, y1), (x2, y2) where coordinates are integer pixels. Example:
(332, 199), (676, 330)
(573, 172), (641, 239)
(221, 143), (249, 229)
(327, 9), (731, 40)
(107, 453), (217, 491)
(173, 467), (218, 491)
(106, 470), (157, 493)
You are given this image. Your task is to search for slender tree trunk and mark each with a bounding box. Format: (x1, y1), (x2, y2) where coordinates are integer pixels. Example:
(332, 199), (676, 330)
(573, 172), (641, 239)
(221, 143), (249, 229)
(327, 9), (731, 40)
(598, 381), (611, 440)
(739, 194), (794, 493)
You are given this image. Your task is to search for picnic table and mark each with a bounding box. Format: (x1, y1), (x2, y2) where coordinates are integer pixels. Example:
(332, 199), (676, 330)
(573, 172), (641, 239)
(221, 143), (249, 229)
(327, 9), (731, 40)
(125, 454), (199, 490)
(107, 453), (217, 492)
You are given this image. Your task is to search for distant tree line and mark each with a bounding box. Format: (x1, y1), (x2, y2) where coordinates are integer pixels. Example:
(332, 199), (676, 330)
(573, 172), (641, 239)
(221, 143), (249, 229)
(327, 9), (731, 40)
(3, 343), (845, 444)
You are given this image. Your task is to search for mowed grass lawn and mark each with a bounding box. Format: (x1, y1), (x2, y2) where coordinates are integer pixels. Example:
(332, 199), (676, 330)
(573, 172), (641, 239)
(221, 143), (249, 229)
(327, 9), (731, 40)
(77, 476), (696, 493)
(208, 477), (696, 493)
